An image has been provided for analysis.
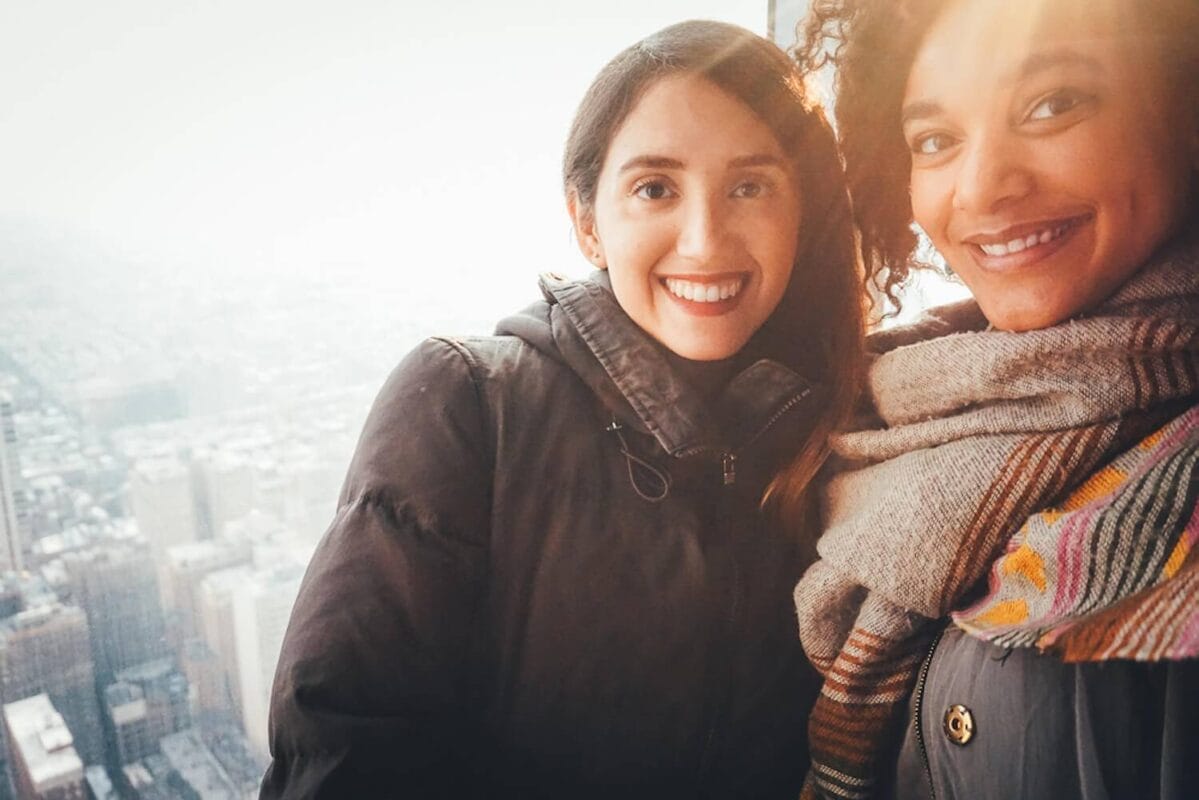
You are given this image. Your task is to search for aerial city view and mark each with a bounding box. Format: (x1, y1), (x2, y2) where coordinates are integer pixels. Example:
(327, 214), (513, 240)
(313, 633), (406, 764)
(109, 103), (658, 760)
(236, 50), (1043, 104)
(0, 225), (494, 798)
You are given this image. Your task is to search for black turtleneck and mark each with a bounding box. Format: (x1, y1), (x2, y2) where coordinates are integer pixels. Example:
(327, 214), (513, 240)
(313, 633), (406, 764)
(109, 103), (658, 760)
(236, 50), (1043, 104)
(653, 338), (752, 401)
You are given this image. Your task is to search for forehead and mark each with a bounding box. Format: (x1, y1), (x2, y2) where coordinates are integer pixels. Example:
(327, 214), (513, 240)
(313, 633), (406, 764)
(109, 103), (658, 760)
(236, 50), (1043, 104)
(906, 0), (1146, 96)
(605, 74), (785, 160)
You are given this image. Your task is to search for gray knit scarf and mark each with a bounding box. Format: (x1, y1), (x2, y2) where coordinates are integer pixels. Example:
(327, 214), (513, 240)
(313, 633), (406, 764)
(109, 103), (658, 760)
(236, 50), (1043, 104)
(796, 232), (1199, 799)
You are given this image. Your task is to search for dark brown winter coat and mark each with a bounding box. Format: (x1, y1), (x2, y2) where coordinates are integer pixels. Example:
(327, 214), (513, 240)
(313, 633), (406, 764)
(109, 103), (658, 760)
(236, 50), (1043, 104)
(260, 274), (824, 798)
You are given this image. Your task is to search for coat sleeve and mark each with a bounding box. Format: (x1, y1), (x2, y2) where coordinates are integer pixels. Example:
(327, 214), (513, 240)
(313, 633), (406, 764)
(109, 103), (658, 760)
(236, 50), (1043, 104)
(260, 338), (493, 799)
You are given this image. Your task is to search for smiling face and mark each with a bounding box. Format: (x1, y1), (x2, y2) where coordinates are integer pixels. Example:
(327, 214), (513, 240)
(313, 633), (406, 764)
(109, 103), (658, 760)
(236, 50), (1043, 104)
(902, 0), (1199, 331)
(569, 73), (803, 361)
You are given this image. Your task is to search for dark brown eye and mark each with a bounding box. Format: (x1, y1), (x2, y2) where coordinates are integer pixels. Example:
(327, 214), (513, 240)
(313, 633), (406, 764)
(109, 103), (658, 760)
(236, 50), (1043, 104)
(732, 181), (764, 199)
(910, 131), (957, 156)
(633, 180), (674, 200)
(1027, 89), (1086, 121)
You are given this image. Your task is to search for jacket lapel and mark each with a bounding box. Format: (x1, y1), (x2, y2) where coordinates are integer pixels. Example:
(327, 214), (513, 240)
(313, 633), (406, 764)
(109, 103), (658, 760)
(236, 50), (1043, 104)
(541, 273), (813, 458)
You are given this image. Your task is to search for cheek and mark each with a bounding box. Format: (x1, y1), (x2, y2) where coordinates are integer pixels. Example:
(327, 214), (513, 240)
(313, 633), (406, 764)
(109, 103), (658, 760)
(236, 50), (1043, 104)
(599, 221), (672, 301)
(596, 209), (658, 269)
(909, 171), (949, 244)
(749, 203), (803, 275)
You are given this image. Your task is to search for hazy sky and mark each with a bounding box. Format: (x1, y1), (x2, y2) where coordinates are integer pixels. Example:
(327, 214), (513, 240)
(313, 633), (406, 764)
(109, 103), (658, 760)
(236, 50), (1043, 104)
(1, 1), (770, 318)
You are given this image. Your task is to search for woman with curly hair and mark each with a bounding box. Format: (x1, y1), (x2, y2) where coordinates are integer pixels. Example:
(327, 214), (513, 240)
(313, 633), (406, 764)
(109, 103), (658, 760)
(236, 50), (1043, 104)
(790, 0), (1199, 797)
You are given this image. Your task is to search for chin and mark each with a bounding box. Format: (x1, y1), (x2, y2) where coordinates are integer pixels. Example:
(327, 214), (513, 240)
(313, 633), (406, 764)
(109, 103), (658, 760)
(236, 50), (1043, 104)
(980, 300), (1070, 332)
(662, 338), (744, 362)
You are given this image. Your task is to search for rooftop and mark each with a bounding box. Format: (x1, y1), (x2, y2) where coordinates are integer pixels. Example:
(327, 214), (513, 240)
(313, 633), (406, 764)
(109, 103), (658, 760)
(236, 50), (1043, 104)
(0, 601), (85, 636)
(3, 694), (83, 791)
(160, 728), (237, 799)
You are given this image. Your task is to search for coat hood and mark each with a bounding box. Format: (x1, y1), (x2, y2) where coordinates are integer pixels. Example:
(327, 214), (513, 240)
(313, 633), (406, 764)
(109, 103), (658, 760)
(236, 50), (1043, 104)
(495, 271), (817, 459)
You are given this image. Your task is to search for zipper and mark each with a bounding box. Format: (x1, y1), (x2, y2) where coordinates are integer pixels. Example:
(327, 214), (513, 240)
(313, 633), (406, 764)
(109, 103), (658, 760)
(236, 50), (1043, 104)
(675, 385), (810, 486)
(720, 385), (810, 486)
(741, 385), (812, 449)
(721, 452), (737, 485)
(701, 386), (800, 779)
(695, 472), (743, 791)
(676, 385), (813, 462)
(913, 626), (945, 800)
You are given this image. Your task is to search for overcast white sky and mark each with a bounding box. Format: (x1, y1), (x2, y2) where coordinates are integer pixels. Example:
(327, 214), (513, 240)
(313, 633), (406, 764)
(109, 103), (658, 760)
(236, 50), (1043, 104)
(0, 1), (773, 319)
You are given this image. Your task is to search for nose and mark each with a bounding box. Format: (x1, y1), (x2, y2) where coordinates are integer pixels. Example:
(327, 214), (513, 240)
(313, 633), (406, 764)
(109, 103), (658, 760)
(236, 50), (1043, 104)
(675, 194), (730, 262)
(952, 130), (1035, 214)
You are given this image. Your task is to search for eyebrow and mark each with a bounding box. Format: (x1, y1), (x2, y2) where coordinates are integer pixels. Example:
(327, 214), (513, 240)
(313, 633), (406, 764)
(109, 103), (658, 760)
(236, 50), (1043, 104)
(901, 100), (941, 126)
(729, 153), (786, 169)
(618, 155), (684, 173)
(901, 49), (1105, 126)
(1018, 48), (1106, 80)
(617, 153), (786, 172)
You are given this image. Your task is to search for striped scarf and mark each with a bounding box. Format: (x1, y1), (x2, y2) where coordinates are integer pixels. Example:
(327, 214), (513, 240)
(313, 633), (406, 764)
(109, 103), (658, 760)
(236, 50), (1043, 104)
(795, 234), (1199, 800)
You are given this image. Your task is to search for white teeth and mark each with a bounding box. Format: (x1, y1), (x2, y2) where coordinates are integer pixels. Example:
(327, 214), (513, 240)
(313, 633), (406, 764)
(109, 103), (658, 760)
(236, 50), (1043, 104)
(978, 223), (1071, 257)
(663, 276), (745, 303)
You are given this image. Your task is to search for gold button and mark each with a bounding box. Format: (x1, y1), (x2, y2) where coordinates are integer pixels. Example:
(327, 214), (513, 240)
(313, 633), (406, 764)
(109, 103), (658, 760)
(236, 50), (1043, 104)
(943, 704), (975, 746)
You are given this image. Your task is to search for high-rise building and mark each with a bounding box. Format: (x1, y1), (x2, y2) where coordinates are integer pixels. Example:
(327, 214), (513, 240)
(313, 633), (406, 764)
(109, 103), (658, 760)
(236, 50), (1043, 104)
(102, 659), (190, 765)
(0, 604), (103, 764)
(231, 565), (303, 761)
(128, 460), (198, 557)
(251, 455), (339, 546)
(2, 694), (85, 800)
(160, 538), (251, 649)
(160, 535), (252, 721)
(192, 452), (255, 541)
(196, 567), (253, 718)
(0, 392), (26, 572)
(222, 510), (308, 567)
(177, 638), (228, 724)
(62, 544), (168, 681)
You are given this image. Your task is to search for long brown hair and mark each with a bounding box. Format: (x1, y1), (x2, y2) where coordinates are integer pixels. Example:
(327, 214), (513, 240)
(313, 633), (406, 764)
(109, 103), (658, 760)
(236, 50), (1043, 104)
(563, 20), (865, 524)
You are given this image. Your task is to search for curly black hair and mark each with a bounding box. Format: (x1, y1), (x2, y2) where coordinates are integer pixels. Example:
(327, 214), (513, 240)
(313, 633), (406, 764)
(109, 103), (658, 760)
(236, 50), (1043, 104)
(794, 0), (1199, 313)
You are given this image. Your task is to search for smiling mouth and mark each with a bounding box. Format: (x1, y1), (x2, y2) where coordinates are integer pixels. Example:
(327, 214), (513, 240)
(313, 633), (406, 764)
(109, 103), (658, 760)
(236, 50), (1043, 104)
(661, 275), (746, 303)
(968, 215), (1091, 260)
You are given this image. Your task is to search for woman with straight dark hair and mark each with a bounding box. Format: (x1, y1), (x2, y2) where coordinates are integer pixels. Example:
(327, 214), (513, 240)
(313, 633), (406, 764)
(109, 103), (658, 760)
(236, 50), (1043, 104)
(261, 20), (863, 798)
(789, 1), (1199, 797)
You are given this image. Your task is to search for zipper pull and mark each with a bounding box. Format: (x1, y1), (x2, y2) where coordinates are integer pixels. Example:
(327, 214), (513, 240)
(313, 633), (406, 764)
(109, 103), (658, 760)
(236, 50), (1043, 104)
(721, 452), (737, 486)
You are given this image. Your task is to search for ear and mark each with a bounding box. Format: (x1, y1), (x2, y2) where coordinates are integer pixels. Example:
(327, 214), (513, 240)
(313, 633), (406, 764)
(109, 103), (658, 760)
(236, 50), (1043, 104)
(567, 189), (607, 269)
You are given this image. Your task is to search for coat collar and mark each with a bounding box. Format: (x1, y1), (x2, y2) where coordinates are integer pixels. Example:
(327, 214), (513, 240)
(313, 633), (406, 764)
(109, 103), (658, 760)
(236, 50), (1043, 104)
(540, 272), (815, 458)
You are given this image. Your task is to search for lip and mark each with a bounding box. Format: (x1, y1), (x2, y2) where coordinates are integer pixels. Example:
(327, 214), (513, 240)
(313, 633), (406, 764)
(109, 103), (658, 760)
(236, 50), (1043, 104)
(962, 213), (1093, 273)
(658, 271), (749, 317)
